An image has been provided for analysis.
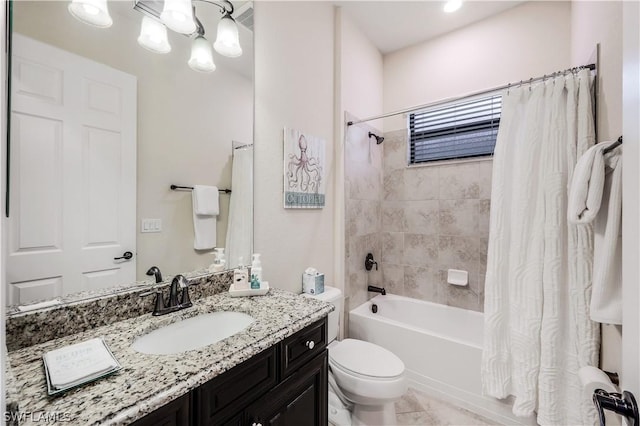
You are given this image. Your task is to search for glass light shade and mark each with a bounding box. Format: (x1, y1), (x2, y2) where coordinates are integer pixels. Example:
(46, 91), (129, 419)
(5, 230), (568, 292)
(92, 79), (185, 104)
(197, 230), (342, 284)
(443, 0), (463, 13)
(213, 14), (242, 58)
(188, 36), (216, 73)
(68, 0), (112, 28)
(161, 0), (196, 34)
(137, 17), (171, 54)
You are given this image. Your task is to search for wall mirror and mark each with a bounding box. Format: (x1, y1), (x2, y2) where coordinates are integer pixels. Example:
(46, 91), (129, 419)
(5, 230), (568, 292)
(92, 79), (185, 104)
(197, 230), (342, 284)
(5, 0), (254, 306)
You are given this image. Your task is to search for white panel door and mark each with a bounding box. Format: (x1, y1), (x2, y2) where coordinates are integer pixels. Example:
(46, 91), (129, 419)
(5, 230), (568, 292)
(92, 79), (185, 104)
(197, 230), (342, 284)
(7, 35), (137, 304)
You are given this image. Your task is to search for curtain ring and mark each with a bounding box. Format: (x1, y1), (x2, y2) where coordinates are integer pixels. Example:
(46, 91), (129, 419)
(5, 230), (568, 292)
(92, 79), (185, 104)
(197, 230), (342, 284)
(528, 77), (533, 91)
(507, 82), (511, 95)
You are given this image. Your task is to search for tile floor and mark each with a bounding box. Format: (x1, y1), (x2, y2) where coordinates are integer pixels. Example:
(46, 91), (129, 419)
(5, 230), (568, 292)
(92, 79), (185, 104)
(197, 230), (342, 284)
(395, 388), (499, 425)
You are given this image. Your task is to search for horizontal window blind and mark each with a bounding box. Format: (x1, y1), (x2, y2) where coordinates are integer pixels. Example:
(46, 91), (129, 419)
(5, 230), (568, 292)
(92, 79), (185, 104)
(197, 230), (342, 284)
(409, 94), (502, 164)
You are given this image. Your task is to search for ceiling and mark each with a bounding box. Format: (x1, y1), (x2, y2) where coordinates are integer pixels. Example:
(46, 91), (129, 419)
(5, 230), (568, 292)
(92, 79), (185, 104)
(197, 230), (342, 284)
(109, 1), (525, 76)
(335, 1), (525, 54)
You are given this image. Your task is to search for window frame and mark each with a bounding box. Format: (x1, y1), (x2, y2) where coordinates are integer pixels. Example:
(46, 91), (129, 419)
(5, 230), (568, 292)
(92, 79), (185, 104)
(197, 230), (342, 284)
(407, 93), (502, 165)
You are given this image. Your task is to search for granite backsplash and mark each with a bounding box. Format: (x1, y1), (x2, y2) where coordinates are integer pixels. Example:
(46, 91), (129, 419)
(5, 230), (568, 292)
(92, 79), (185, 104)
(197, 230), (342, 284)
(6, 270), (234, 351)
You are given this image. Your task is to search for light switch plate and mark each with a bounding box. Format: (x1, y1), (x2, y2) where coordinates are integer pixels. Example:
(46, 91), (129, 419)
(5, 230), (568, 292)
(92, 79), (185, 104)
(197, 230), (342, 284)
(141, 218), (162, 233)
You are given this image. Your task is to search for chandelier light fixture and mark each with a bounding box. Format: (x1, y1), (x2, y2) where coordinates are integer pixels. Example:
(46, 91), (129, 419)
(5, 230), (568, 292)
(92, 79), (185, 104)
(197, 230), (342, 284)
(137, 16), (172, 53)
(68, 0), (113, 28)
(67, 0), (243, 73)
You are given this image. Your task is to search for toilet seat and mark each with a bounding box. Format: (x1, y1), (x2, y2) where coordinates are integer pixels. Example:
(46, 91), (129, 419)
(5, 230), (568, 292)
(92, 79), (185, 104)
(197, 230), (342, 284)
(329, 339), (405, 380)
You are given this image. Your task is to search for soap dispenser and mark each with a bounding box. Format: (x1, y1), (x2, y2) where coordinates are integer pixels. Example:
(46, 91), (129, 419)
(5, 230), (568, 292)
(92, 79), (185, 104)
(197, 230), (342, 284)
(251, 254), (262, 289)
(209, 248), (226, 272)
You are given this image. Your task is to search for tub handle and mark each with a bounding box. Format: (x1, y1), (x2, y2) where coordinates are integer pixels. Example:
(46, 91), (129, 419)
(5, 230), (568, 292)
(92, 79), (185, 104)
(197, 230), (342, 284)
(306, 340), (315, 350)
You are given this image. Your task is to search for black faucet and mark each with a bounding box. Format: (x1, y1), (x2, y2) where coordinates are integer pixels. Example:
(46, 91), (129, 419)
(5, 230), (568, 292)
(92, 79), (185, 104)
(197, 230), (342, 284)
(146, 266), (163, 283)
(169, 275), (191, 309)
(368, 285), (386, 295)
(141, 274), (194, 316)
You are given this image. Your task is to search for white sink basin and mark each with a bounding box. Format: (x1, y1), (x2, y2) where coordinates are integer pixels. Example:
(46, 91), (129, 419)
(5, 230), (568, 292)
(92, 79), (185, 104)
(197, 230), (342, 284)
(131, 311), (254, 355)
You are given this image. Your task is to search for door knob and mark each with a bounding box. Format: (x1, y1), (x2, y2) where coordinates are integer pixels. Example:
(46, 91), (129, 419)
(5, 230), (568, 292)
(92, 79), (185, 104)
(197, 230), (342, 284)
(114, 251), (133, 261)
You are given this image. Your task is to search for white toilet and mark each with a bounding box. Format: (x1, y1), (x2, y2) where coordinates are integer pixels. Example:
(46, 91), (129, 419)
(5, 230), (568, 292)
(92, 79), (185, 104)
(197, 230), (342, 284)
(307, 286), (407, 426)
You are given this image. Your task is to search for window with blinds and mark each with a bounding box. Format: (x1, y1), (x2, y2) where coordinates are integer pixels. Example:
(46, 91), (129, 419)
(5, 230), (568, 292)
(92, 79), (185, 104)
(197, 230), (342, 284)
(408, 94), (502, 164)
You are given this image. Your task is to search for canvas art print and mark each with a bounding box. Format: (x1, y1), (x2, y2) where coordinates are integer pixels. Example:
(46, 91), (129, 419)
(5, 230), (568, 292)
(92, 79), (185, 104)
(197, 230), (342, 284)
(284, 128), (326, 208)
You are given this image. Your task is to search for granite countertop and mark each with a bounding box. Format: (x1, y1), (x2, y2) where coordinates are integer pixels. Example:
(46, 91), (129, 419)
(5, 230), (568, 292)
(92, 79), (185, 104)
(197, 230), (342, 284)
(6, 288), (333, 425)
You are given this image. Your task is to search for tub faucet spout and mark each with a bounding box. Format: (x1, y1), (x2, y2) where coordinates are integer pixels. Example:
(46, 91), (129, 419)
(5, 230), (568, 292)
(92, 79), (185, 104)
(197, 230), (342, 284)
(368, 285), (386, 295)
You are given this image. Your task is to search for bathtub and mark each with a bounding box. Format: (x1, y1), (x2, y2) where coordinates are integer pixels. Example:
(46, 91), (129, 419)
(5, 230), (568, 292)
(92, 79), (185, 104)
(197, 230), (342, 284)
(349, 294), (533, 425)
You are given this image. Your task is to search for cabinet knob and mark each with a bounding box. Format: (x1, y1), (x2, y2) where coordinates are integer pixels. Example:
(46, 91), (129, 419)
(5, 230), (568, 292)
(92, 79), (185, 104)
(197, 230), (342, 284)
(252, 423), (262, 426)
(306, 340), (315, 350)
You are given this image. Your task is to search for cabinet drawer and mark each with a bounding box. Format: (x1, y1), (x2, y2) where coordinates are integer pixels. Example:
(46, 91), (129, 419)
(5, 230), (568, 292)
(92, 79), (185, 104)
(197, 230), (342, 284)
(281, 318), (327, 378)
(195, 346), (277, 424)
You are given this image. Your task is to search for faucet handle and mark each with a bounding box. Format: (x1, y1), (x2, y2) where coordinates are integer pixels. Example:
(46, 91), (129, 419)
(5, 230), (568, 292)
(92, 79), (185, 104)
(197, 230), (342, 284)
(140, 289), (165, 316)
(180, 286), (193, 309)
(365, 253), (378, 271)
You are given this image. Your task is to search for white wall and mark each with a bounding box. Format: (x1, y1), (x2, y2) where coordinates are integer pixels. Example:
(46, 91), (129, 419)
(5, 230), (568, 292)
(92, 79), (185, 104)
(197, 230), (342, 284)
(571, 1), (623, 144)
(335, 7), (384, 302)
(338, 9), (384, 132)
(383, 1), (572, 131)
(13, 2), (253, 280)
(254, 1), (335, 293)
(571, 0), (624, 376)
(621, 0), (640, 397)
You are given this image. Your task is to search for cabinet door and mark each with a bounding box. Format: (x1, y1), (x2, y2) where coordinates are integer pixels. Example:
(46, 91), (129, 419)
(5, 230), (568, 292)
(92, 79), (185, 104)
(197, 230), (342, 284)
(194, 346), (277, 425)
(246, 352), (328, 426)
(131, 393), (190, 426)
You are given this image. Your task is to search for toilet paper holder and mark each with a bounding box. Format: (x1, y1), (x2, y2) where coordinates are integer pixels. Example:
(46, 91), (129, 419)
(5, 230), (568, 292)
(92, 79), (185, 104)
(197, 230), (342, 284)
(593, 389), (638, 426)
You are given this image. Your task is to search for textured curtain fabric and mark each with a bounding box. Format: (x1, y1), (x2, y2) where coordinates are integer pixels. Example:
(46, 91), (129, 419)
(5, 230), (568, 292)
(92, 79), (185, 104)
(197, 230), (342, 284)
(482, 69), (600, 425)
(225, 145), (254, 268)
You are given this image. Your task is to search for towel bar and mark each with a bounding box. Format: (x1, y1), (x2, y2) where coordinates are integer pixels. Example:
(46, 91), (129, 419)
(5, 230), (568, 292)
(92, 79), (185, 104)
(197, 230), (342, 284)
(170, 185), (231, 194)
(602, 136), (623, 155)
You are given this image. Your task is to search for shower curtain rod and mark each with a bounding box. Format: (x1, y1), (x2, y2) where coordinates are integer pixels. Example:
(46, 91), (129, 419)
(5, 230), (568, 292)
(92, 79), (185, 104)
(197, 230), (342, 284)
(346, 63), (596, 126)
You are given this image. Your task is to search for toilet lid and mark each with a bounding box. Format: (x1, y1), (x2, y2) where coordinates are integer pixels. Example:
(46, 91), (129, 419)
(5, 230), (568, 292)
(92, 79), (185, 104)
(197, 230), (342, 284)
(329, 339), (405, 379)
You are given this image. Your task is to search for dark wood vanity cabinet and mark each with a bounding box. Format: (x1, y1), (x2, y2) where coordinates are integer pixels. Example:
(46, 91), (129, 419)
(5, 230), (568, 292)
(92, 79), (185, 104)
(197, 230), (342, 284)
(245, 353), (327, 426)
(131, 392), (191, 426)
(131, 317), (327, 426)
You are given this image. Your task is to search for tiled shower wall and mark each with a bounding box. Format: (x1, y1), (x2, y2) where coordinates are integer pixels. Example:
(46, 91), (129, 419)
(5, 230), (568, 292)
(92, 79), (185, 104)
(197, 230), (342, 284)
(344, 123), (383, 312)
(380, 129), (492, 312)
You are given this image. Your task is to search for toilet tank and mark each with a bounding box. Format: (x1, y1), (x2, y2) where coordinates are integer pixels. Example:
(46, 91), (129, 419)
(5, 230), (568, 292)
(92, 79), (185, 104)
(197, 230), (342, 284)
(304, 286), (342, 343)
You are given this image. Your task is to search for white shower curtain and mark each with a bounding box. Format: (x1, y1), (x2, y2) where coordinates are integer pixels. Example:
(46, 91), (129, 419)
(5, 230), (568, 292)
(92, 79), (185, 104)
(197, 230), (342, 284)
(225, 145), (253, 269)
(482, 69), (600, 425)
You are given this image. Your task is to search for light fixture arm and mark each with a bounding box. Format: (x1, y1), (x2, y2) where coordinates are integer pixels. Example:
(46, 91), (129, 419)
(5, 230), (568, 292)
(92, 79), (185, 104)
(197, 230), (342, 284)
(193, 8), (205, 36)
(194, 0), (234, 16)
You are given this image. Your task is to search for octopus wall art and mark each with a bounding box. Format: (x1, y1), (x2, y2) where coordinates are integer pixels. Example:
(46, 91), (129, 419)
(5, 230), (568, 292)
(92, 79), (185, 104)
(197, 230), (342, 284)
(284, 128), (326, 208)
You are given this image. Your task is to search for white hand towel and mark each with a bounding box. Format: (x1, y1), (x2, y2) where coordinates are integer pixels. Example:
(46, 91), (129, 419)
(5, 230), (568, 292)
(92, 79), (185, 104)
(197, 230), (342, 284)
(568, 141), (622, 324)
(193, 185), (219, 215)
(591, 149), (622, 324)
(567, 143), (608, 224)
(192, 185), (219, 250)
